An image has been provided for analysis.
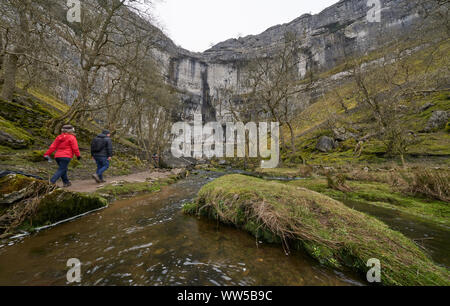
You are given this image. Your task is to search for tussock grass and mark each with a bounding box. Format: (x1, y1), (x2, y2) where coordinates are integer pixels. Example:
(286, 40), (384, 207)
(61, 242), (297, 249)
(399, 169), (450, 203)
(255, 166), (314, 178)
(326, 173), (353, 192)
(289, 178), (450, 226)
(186, 174), (449, 286)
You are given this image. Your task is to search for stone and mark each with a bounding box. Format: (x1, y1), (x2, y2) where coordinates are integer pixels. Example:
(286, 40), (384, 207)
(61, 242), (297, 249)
(333, 127), (357, 142)
(316, 136), (337, 152)
(425, 111), (448, 132)
(160, 153), (197, 169)
(420, 102), (435, 112)
(0, 130), (28, 149)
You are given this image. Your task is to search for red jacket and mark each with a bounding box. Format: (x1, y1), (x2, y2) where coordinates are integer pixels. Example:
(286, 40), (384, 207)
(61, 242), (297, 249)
(44, 133), (81, 159)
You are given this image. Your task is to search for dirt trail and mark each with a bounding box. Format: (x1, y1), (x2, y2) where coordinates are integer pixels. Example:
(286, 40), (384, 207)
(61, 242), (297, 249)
(61, 169), (184, 193)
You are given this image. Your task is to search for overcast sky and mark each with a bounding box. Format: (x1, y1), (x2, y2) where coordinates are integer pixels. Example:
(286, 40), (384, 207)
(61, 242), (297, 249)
(152, 0), (340, 52)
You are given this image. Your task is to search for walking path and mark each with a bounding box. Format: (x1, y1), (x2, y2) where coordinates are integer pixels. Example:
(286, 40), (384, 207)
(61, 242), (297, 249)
(62, 169), (184, 193)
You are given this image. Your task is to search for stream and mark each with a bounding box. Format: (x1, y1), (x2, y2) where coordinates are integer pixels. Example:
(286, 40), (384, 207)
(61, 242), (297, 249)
(0, 170), (447, 285)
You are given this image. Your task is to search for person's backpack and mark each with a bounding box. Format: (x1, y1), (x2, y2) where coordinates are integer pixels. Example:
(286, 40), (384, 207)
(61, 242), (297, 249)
(91, 137), (106, 154)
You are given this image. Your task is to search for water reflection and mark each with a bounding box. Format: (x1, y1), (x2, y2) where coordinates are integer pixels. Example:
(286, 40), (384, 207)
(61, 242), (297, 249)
(342, 199), (450, 268)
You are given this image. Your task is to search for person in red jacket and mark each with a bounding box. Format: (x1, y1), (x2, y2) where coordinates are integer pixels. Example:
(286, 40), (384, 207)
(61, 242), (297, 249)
(44, 125), (81, 187)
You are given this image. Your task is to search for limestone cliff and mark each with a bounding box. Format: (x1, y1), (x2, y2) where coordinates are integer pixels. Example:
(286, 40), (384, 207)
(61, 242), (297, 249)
(21, 0), (427, 124)
(156, 0), (424, 122)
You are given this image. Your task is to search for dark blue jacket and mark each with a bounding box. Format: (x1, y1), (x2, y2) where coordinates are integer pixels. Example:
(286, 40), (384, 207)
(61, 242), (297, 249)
(91, 134), (113, 158)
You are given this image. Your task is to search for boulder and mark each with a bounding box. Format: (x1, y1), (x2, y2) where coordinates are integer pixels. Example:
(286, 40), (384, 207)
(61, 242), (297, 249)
(332, 127), (357, 142)
(0, 130), (28, 149)
(189, 174), (450, 286)
(160, 153), (197, 169)
(316, 136), (337, 152)
(425, 111), (448, 132)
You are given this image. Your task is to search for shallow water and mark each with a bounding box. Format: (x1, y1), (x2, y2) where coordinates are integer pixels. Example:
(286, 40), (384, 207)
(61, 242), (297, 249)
(0, 172), (362, 286)
(342, 199), (450, 268)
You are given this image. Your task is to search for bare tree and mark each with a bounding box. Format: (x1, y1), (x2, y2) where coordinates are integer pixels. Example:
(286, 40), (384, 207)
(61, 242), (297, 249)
(348, 32), (449, 166)
(242, 32), (313, 155)
(47, 0), (157, 133)
(0, 0), (47, 100)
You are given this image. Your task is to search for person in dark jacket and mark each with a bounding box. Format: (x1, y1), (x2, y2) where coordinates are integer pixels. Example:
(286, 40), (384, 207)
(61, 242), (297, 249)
(91, 130), (113, 183)
(44, 125), (81, 187)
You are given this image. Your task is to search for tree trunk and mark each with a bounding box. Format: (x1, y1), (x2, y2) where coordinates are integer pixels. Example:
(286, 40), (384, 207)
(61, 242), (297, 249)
(400, 154), (406, 169)
(287, 122), (296, 154)
(1, 52), (19, 101)
(280, 128), (286, 151)
(47, 105), (81, 134)
(0, 38), (5, 85)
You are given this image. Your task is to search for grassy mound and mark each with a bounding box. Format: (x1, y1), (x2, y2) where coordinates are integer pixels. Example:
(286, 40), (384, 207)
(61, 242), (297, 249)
(185, 174), (449, 286)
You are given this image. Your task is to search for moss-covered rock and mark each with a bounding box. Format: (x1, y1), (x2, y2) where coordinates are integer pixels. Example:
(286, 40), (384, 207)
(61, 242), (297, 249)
(187, 174), (449, 286)
(0, 174), (47, 205)
(30, 189), (107, 227)
(0, 98), (50, 130)
(0, 117), (34, 149)
(0, 174), (107, 234)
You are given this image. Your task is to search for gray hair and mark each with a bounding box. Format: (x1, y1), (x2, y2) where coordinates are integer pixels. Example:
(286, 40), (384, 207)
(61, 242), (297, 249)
(61, 125), (75, 133)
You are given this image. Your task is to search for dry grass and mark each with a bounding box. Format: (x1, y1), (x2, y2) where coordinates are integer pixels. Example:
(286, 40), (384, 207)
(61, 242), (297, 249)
(338, 167), (449, 203)
(0, 178), (55, 238)
(398, 169), (450, 203)
(326, 173), (353, 192)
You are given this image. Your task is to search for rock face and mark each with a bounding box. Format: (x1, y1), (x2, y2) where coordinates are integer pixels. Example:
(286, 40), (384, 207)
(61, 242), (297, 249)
(152, 0), (424, 122)
(28, 0), (428, 126)
(316, 136), (338, 152)
(425, 111), (448, 132)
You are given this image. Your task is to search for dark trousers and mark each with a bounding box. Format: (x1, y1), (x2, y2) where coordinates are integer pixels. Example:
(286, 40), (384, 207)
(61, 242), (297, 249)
(94, 156), (110, 180)
(51, 157), (71, 184)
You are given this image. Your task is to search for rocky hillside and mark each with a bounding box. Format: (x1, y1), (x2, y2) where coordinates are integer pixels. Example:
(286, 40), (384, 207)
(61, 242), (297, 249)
(159, 0), (426, 121)
(21, 0), (429, 123)
(1, 0), (446, 166)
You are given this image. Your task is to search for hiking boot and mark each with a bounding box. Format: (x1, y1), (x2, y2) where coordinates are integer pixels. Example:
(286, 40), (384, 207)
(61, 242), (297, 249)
(100, 179), (106, 183)
(92, 174), (101, 183)
(63, 182), (72, 188)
